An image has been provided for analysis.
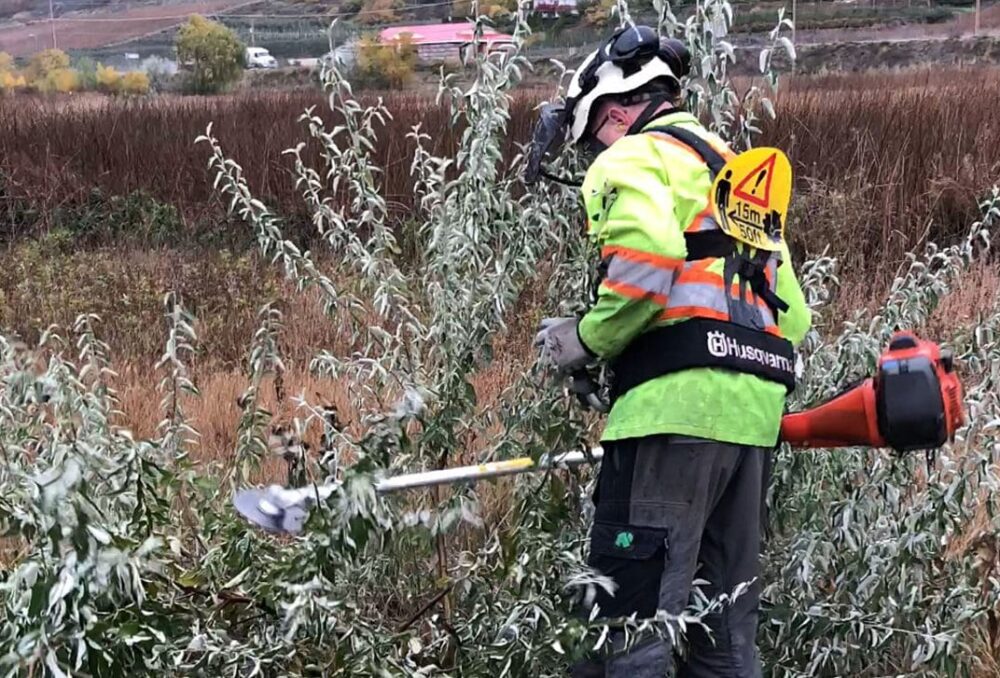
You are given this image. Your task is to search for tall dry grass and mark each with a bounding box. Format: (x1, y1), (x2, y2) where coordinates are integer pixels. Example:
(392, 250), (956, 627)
(0, 90), (537, 233)
(762, 66), (1000, 272)
(2, 66), (999, 265)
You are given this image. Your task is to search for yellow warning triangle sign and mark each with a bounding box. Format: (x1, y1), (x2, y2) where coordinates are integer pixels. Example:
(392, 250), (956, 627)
(710, 147), (792, 252)
(732, 154), (777, 208)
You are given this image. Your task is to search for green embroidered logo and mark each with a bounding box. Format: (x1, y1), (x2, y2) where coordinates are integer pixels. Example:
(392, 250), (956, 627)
(614, 531), (634, 549)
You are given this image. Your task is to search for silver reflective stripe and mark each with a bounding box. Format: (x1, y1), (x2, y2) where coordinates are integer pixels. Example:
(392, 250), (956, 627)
(667, 282), (729, 315)
(757, 300), (777, 329)
(606, 257), (675, 298)
(766, 257), (778, 291)
(669, 276), (778, 328)
(689, 214), (720, 233)
(760, 306), (778, 327)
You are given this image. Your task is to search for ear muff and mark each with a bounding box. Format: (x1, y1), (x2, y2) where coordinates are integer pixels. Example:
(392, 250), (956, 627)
(658, 38), (690, 79)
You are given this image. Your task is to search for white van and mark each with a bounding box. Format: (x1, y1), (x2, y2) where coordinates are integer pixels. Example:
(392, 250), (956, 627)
(245, 47), (278, 69)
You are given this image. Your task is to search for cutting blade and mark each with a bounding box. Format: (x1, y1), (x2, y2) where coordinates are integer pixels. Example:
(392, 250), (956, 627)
(233, 486), (308, 534)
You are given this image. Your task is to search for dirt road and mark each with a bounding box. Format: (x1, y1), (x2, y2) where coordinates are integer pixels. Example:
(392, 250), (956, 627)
(0, 0), (255, 57)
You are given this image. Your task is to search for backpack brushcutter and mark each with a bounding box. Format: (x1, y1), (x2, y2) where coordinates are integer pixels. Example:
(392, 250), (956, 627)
(233, 331), (964, 535)
(781, 331), (963, 451)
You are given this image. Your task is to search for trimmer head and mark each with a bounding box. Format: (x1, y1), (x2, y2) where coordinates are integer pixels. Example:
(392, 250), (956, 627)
(233, 486), (309, 535)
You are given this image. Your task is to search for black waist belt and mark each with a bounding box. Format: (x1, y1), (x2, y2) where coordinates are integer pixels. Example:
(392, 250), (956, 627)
(609, 318), (796, 401)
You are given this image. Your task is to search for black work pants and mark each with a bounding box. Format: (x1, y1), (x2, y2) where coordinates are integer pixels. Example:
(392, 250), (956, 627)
(570, 434), (767, 678)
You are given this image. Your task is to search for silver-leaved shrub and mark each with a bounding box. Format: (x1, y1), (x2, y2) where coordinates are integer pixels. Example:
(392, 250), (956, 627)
(2, 1), (999, 676)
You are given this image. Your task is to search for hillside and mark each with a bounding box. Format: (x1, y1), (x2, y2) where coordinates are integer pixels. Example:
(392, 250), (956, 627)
(2, 0), (164, 21)
(0, 0), (257, 55)
(0, 0), (249, 20)
(1, 0), (990, 58)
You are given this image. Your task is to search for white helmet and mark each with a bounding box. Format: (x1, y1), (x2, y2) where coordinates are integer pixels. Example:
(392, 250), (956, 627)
(565, 25), (690, 144)
(522, 25), (689, 185)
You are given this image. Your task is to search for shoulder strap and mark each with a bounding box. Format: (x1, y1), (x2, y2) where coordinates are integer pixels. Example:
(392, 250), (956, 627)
(740, 249), (790, 314)
(645, 124), (728, 178)
(646, 126), (735, 261)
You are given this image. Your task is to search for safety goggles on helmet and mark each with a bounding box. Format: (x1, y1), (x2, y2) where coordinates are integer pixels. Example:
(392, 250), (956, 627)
(610, 24), (660, 61)
(575, 26), (690, 103)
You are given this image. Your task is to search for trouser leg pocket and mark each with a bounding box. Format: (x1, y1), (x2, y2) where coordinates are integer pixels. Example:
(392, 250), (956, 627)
(586, 522), (669, 620)
(577, 522), (674, 677)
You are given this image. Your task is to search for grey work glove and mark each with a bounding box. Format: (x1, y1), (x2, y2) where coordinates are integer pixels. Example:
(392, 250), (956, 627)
(534, 316), (595, 374)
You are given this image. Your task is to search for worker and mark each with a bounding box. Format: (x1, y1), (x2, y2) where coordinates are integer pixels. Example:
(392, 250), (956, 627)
(530, 24), (812, 677)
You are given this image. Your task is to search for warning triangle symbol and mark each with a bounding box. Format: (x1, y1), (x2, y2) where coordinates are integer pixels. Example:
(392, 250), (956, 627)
(733, 153), (777, 209)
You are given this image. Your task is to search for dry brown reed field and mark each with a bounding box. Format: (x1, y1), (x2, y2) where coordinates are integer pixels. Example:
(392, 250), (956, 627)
(0, 90), (536, 232)
(763, 66), (1000, 273)
(2, 67), (998, 260)
(1, 65), (999, 474)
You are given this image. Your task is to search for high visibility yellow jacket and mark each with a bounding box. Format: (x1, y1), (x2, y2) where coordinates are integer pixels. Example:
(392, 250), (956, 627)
(577, 111), (812, 447)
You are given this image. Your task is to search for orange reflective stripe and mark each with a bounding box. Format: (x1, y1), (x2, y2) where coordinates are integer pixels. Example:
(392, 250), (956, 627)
(658, 310), (781, 340)
(660, 307), (729, 322)
(603, 279), (669, 307)
(676, 264), (723, 287)
(686, 205), (715, 233)
(728, 283), (771, 304)
(677, 264), (756, 295)
(602, 245), (684, 271)
(734, 288), (779, 317)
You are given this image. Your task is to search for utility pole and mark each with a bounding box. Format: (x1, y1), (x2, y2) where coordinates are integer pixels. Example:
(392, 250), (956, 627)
(49, 0), (57, 49)
(792, 0), (796, 44)
(975, 0), (981, 36)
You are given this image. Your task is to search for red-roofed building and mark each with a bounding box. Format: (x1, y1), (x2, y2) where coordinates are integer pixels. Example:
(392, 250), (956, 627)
(533, 0), (578, 16)
(378, 23), (515, 62)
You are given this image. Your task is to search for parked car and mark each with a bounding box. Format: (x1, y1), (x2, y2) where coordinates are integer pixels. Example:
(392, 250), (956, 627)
(245, 47), (278, 69)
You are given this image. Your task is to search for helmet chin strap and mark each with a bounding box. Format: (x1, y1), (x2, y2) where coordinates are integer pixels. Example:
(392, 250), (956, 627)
(625, 95), (672, 136)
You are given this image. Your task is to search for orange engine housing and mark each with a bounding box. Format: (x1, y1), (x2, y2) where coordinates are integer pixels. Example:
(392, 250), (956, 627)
(780, 332), (964, 451)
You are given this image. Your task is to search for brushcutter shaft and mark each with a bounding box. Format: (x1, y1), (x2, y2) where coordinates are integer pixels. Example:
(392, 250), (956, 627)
(233, 448), (605, 533)
(376, 448), (604, 493)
